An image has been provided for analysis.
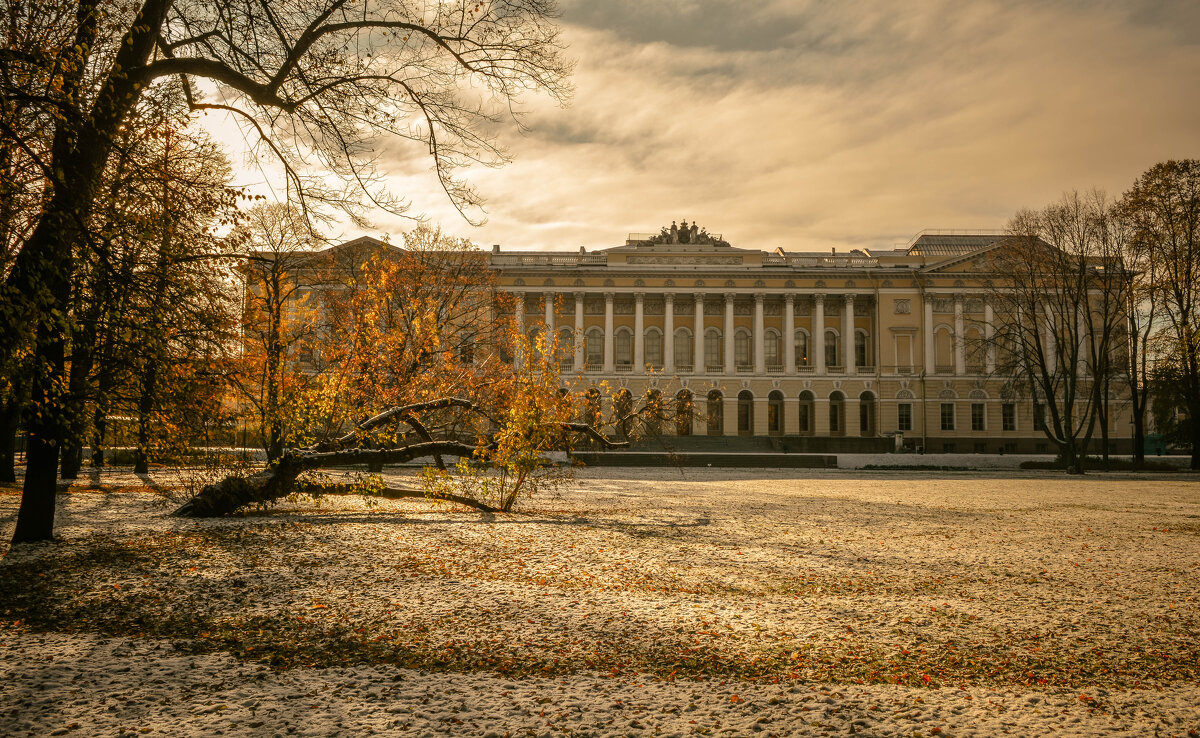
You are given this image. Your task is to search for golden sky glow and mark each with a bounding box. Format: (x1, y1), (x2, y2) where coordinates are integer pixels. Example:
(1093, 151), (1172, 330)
(209, 0), (1200, 252)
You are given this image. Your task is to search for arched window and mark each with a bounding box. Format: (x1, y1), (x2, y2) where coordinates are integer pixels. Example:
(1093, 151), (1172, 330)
(768, 390), (784, 434)
(829, 390), (845, 435)
(737, 390), (754, 435)
(854, 330), (869, 368)
(798, 390), (815, 434)
(704, 328), (722, 370)
(583, 388), (602, 427)
(585, 328), (603, 366)
(734, 328), (752, 369)
(825, 329), (840, 368)
(614, 388), (633, 439)
(614, 327), (633, 367)
(527, 326), (544, 358)
(675, 390), (693, 435)
(557, 327), (573, 364)
(457, 334), (475, 365)
(765, 329), (781, 368)
(674, 328), (693, 369)
(707, 390), (724, 435)
(934, 325), (953, 372)
(645, 389), (663, 435)
(644, 328), (663, 367)
(965, 326), (985, 373)
(794, 330), (810, 368)
(859, 391), (877, 436)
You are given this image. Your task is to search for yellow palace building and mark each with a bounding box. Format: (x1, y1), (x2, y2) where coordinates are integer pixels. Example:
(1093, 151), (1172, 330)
(487, 222), (1132, 454)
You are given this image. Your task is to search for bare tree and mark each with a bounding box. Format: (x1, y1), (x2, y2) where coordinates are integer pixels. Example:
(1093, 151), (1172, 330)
(1122, 160), (1200, 469)
(987, 192), (1124, 474)
(3, 0), (571, 542)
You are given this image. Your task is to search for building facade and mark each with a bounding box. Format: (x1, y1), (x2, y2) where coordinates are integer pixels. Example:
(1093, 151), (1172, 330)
(488, 224), (1133, 454)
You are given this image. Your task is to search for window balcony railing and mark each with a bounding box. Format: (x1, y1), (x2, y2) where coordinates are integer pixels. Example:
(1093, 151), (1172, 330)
(935, 364), (954, 374)
(766, 364), (784, 374)
(614, 364), (632, 373)
(892, 365), (914, 375)
(674, 363), (694, 373)
(827, 365), (845, 374)
(795, 365), (815, 374)
(586, 363), (603, 372)
(705, 365), (724, 374)
(558, 361), (574, 372)
(736, 364), (754, 373)
(857, 365), (876, 373)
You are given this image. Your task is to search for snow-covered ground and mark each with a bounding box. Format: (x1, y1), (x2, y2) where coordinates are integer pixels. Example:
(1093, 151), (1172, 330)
(2, 466), (1199, 737)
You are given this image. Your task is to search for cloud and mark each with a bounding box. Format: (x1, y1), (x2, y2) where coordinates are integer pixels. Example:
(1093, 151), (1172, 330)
(295, 1), (1200, 252)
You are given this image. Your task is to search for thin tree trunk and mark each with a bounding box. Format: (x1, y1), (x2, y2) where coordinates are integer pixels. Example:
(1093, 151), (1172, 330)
(90, 391), (109, 468)
(1131, 409), (1145, 469)
(134, 361), (158, 475)
(0, 399), (19, 483)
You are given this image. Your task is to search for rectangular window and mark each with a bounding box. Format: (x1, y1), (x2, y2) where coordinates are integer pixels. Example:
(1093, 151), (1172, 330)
(940, 402), (956, 431)
(1033, 402), (1045, 431)
(798, 404), (810, 433)
(1002, 403), (1016, 431)
(971, 403), (985, 431)
(898, 403), (913, 432)
(829, 402), (840, 432)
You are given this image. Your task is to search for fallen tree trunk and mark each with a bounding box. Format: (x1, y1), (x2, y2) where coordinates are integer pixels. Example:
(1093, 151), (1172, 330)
(172, 397), (632, 518)
(172, 440), (479, 518)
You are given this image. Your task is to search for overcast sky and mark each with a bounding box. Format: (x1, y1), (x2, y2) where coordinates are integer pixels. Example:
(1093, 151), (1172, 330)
(217, 0), (1200, 253)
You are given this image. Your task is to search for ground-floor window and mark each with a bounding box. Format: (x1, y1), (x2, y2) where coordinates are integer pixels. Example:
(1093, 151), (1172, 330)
(971, 403), (985, 431)
(940, 402), (955, 431)
(898, 403), (913, 432)
(737, 391), (753, 435)
(1033, 402), (1045, 431)
(798, 403), (810, 433)
(707, 391), (723, 435)
(1002, 403), (1016, 431)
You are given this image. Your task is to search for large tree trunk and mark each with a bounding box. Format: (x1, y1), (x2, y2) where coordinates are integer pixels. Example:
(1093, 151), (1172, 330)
(11, 325), (67, 543)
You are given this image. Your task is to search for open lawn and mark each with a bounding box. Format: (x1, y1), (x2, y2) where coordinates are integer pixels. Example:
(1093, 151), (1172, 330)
(1, 467), (1199, 736)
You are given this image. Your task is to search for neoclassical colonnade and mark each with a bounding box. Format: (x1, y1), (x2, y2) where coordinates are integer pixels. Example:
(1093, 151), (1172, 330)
(511, 289), (1001, 378)
(512, 290), (877, 376)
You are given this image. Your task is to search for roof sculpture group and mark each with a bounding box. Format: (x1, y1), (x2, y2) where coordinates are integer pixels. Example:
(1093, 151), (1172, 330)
(648, 220), (729, 247)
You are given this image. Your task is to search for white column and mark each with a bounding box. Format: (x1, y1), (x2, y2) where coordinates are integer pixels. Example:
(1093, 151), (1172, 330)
(984, 301), (995, 375)
(664, 293), (675, 372)
(753, 293), (766, 374)
(573, 292), (585, 372)
(843, 294), (856, 376)
(923, 294), (935, 374)
(514, 291), (525, 369)
(694, 293), (705, 371)
(784, 294), (796, 374)
(603, 292), (614, 373)
(814, 294), (826, 374)
(954, 294), (965, 376)
(724, 293), (735, 373)
(634, 292), (645, 374)
(544, 292), (554, 333)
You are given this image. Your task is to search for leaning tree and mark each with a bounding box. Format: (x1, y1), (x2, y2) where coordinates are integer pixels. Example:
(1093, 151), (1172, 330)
(3, 0), (572, 542)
